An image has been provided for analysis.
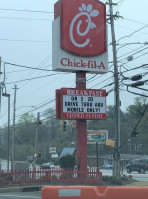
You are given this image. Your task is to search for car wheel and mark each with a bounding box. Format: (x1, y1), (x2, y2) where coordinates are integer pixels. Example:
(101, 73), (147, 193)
(140, 168), (145, 174)
(127, 168), (131, 173)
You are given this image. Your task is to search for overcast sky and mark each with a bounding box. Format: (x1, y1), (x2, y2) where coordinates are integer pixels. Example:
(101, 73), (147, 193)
(0, 0), (148, 126)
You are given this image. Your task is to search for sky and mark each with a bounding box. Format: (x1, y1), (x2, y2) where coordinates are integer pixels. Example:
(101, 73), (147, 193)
(0, 0), (148, 127)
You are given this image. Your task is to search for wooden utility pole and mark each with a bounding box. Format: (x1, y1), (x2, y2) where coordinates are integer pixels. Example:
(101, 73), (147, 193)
(34, 112), (40, 168)
(2, 92), (10, 170)
(109, 0), (120, 177)
(12, 85), (18, 171)
(0, 57), (2, 117)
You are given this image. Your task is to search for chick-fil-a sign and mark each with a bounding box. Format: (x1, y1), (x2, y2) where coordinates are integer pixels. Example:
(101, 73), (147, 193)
(55, 0), (106, 56)
(53, 0), (108, 73)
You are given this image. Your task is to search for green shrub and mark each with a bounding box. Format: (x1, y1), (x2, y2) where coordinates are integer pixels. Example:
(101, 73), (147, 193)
(110, 176), (122, 185)
(102, 175), (110, 182)
(59, 155), (76, 169)
(120, 175), (128, 181)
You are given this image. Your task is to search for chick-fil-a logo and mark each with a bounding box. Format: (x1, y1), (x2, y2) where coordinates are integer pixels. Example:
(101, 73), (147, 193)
(69, 3), (99, 48)
(60, 0), (106, 56)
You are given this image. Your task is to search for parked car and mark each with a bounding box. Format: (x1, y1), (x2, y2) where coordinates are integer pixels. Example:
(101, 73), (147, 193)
(40, 162), (54, 169)
(99, 164), (113, 170)
(126, 158), (148, 174)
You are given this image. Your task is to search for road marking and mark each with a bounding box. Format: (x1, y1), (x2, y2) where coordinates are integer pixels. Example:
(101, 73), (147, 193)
(0, 195), (40, 198)
(59, 189), (81, 197)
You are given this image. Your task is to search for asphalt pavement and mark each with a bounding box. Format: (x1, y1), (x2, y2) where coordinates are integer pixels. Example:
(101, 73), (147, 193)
(0, 191), (41, 199)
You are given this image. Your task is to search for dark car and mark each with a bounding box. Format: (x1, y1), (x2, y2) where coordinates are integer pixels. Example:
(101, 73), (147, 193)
(126, 158), (148, 174)
(40, 162), (54, 170)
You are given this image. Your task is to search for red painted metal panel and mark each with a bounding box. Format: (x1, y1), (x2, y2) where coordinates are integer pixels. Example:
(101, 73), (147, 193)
(54, 0), (62, 19)
(60, 0), (106, 56)
(56, 89), (61, 119)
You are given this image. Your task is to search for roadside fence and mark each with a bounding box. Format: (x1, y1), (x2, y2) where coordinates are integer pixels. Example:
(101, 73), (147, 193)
(0, 168), (102, 186)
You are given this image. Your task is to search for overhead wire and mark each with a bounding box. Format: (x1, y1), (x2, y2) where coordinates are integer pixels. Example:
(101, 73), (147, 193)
(0, 38), (50, 43)
(5, 62), (53, 72)
(117, 24), (148, 43)
(0, 7), (53, 14)
(5, 73), (64, 84)
(0, 16), (52, 22)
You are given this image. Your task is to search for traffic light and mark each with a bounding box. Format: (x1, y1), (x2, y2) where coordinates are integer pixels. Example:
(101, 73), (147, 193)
(34, 153), (41, 158)
(132, 131), (139, 137)
(62, 121), (66, 131)
(106, 139), (115, 147)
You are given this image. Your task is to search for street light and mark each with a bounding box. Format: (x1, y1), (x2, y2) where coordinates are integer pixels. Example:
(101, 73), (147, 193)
(2, 92), (10, 171)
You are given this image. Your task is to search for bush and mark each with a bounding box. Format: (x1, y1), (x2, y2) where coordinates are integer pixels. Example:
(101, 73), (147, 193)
(59, 155), (76, 169)
(102, 175), (110, 182)
(120, 175), (128, 181)
(103, 175), (123, 185)
(110, 176), (122, 185)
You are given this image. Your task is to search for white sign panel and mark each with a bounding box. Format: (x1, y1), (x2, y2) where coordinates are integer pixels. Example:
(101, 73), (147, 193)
(61, 88), (106, 120)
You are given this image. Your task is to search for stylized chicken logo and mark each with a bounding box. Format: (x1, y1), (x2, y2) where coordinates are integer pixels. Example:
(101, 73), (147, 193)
(69, 3), (99, 48)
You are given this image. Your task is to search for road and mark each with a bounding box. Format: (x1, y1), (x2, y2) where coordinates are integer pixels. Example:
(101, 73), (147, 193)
(0, 191), (41, 199)
(100, 169), (148, 181)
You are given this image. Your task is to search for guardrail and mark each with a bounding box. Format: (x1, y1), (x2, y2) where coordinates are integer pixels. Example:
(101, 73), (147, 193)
(0, 168), (102, 186)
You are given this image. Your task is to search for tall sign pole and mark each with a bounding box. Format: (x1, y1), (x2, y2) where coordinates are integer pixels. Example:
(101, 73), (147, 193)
(109, 0), (120, 177)
(76, 72), (87, 172)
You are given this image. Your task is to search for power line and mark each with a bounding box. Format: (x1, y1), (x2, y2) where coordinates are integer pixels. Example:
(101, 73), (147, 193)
(125, 18), (148, 26)
(0, 38), (50, 43)
(5, 62), (53, 71)
(5, 73), (63, 84)
(16, 55), (52, 88)
(0, 16), (51, 22)
(0, 7), (53, 14)
(117, 24), (148, 43)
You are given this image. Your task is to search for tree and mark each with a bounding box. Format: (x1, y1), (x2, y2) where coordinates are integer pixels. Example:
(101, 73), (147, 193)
(59, 154), (76, 169)
(125, 97), (148, 154)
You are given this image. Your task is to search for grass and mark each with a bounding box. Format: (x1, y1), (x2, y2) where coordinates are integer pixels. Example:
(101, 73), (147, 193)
(125, 181), (148, 186)
(102, 175), (148, 186)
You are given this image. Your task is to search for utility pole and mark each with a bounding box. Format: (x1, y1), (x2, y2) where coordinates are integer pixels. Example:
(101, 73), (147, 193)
(2, 93), (10, 171)
(12, 85), (18, 171)
(34, 112), (40, 168)
(0, 57), (2, 117)
(109, 0), (120, 177)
